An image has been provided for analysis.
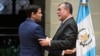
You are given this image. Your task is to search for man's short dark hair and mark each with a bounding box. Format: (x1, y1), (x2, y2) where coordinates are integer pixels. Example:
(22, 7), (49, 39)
(26, 5), (41, 18)
(59, 2), (73, 14)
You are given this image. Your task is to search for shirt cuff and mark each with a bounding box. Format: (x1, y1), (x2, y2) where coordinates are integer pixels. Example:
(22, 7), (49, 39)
(49, 40), (51, 46)
(61, 50), (65, 56)
(47, 37), (51, 46)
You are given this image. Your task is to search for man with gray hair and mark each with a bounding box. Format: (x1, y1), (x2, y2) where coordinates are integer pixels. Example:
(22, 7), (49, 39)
(39, 2), (78, 56)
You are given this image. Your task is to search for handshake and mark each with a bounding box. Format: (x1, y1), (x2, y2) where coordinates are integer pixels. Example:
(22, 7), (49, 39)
(38, 37), (76, 54)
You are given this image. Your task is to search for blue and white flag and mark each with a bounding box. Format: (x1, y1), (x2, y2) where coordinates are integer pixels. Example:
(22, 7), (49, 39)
(76, 0), (96, 56)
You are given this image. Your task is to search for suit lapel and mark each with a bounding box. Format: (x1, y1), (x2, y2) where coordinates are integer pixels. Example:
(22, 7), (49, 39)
(53, 17), (73, 39)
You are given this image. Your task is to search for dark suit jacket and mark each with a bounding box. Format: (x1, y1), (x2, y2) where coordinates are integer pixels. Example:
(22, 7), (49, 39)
(18, 18), (46, 56)
(48, 17), (78, 56)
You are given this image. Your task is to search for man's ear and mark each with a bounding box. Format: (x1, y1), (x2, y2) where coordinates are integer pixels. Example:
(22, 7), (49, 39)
(31, 12), (35, 17)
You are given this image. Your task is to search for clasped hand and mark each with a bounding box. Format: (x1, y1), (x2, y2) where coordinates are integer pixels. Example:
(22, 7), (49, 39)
(38, 38), (76, 54)
(38, 37), (51, 46)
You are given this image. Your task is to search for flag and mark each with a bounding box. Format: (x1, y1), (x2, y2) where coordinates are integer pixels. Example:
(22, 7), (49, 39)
(76, 0), (96, 56)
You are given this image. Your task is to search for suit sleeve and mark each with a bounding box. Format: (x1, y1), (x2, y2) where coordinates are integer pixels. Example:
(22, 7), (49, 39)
(34, 26), (46, 39)
(50, 23), (78, 50)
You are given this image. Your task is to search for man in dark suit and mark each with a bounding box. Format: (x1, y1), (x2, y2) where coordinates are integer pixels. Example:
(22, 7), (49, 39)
(18, 5), (46, 56)
(39, 2), (78, 56)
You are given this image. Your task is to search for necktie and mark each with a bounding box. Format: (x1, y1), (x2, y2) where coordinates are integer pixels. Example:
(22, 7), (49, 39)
(60, 22), (63, 26)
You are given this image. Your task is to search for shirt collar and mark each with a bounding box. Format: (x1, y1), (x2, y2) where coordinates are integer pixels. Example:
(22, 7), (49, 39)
(62, 15), (73, 23)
